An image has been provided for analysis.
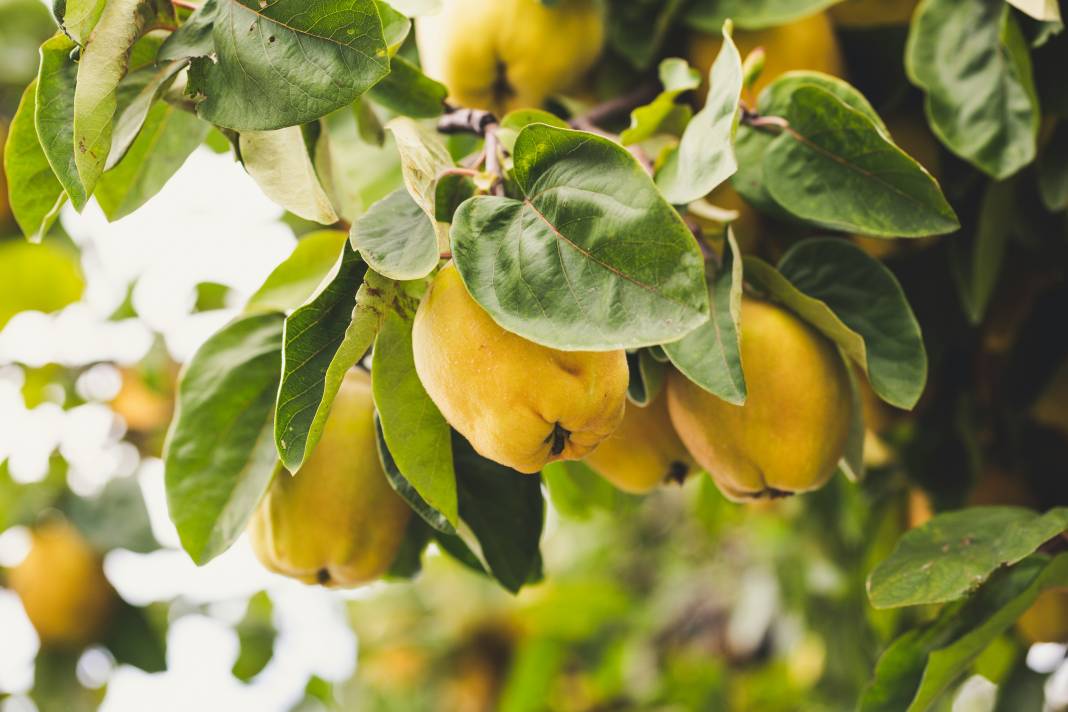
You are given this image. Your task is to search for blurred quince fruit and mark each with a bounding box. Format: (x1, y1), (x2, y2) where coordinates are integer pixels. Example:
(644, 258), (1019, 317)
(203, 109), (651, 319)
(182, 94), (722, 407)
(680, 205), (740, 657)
(830, 0), (919, 27)
(249, 369), (411, 588)
(688, 12), (843, 103)
(416, 0), (605, 116)
(667, 296), (852, 500)
(111, 368), (174, 433)
(1017, 588), (1068, 643)
(413, 263), (628, 474)
(585, 393), (692, 494)
(8, 520), (115, 648)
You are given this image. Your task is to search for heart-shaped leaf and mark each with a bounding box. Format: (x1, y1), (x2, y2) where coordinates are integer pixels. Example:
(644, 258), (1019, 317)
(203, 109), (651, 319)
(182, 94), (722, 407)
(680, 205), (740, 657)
(351, 188), (439, 280)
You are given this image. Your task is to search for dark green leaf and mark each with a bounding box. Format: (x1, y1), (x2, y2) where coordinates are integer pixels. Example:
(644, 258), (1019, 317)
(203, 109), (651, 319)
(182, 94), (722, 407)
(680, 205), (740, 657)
(906, 0), (1039, 179)
(164, 312), (284, 564)
(4, 80), (65, 241)
(452, 123), (709, 350)
(245, 230), (349, 314)
(186, 0), (389, 130)
(231, 592), (275, 682)
(609, 0), (686, 69)
(949, 180), (1013, 324)
(386, 515), (432, 579)
(374, 416), (454, 533)
(434, 173), (475, 223)
(62, 475), (157, 554)
(368, 54), (447, 118)
(867, 506), (1068, 609)
(36, 33), (87, 210)
(1038, 121), (1068, 212)
(158, 0), (216, 60)
(103, 601), (167, 673)
(685, 0), (837, 30)
(351, 188), (439, 280)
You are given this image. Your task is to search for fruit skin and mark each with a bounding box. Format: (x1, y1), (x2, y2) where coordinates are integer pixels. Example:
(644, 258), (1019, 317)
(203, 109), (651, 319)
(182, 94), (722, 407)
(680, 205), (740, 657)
(1017, 588), (1068, 644)
(249, 369), (411, 588)
(584, 393), (693, 494)
(687, 13), (844, 103)
(8, 521), (115, 648)
(412, 263), (628, 474)
(829, 0), (919, 28)
(666, 296), (853, 501)
(416, 0), (605, 116)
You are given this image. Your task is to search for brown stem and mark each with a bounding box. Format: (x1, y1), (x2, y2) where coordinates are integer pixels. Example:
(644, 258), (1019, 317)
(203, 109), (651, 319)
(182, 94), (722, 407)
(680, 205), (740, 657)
(171, 0), (199, 9)
(437, 106), (498, 136)
(570, 81), (661, 130)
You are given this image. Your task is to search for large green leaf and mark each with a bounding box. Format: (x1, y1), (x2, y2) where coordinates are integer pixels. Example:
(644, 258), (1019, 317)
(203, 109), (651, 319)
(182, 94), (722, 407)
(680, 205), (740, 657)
(906, 0), (1039, 179)
(73, 0), (167, 197)
(762, 86), (959, 237)
(96, 101), (210, 220)
(861, 554), (1068, 712)
(3, 81), (66, 241)
(685, 0), (837, 30)
(664, 228), (746, 404)
(367, 54), (447, 118)
(36, 34), (87, 211)
(164, 312), (285, 564)
(453, 432), (544, 594)
(185, 0), (389, 130)
(452, 124), (709, 350)
(867, 507), (1068, 609)
(372, 312), (458, 528)
(0, 241), (84, 328)
(656, 24), (741, 205)
(274, 246), (393, 473)
(776, 238), (927, 410)
(245, 230), (349, 314)
(239, 127), (339, 225)
(375, 417), (454, 534)
(351, 188), (439, 280)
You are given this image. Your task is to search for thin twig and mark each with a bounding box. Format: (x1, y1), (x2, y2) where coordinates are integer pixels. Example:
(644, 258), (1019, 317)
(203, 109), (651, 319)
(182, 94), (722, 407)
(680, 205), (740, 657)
(570, 82), (661, 129)
(171, 0), (200, 10)
(484, 124), (504, 196)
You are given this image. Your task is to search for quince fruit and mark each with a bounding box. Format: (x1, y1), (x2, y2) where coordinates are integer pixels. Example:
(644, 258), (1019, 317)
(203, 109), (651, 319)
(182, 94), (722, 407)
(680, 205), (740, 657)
(412, 263), (628, 474)
(8, 520), (115, 648)
(1017, 588), (1068, 644)
(585, 392), (693, 494)
(830, 0), (919, 27)
(688, 12), (844, 103)
(249, 369), (411, 587)
(416, 0), (605, 116)
(667, 296), (853, 500)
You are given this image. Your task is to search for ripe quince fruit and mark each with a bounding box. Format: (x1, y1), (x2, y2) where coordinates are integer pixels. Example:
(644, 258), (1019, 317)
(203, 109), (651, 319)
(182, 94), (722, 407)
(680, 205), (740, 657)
(8, 520), (115, 648)
(412, 263), (628, 474)
(584, 392), (693, 494)
(1017, 588), (1068, 643)
(416, 0), (605, 116)
(249, 369), (411, 588)
(830, 0), (919, 27)
(687, 12), (844, 103)
(667, 296), (853, 500)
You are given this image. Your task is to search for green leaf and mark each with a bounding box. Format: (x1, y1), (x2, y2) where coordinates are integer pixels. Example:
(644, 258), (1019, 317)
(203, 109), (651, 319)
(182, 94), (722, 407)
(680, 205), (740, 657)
(56, 0), (105, 44)
(4, 80), (66, 242)
(185, 0), (389, 130)
(434, 173), (475, 222)
(246, 230), (349, 314)
(73, 0), (168, 197)
(274, 247), (391, 473)
(685, 0), (837, 30)
(542, 459), (637, 520)
(157, 0), (215, 60)
(452, 123), (709, 350)
(452, 432), (544, 594)
(367, 54), (447, 118)
(656, 24), (742, 205)
(351, 188), (439, 280)
(949, 180), (1013, 325)
(387, 116), (453, 250)
(374, 416), (454, 533)
(386, 515), (432, 579)
(620, 58), (698, 146)
(239, 127), (339, 225)
(61, 475), (156, 553)
(372, 312), (458, 527)
(374, 0), (410, 54)
(626, 348), (666, 406)
(36, 33), (88, 211)
(0, 241), (84, 328)
(762, 86), (959, 237)
(231, 592), (275, 682)
(103, 601), (167, 673)
(609, 0), (687, 69)
(776, 238), (927, 409)
(664, 227), (746, 404)
(839, 365), (866, 483)
(164, 312), (285, 564)
(867, 507), (1068, 609)
(96, 101), (210, 220)
(107, 59), (189, 170)
(906, 0), (1039, 179)
(320, 106), (404, 222)
(861, 554), (1068, 712)
(1038, 121), (1068, 212)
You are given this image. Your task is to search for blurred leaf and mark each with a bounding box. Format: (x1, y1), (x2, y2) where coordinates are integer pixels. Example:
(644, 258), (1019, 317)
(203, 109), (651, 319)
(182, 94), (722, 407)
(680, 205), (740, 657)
(0, 240), (84, 328)
(993, 660), (1047, 711)
(36, 33), (88, 210)
(0, 457), (66, 531)
(949, 180), (1013, 325)
(368, 54), (447, 118)
(452, 123), (709, 350)
(386, 514), (432, 579)
(868, 507), (1068, 609)
(1038, 121), (1068, 212)
(245, 230), (348, 314)
(0, 0), (56, 87)
(103, 600), (167, 673)
(240, 126), (339, 225)
(62, 475), (157, 554)
(609, 0), (686, 69)
(232, 592), (275, 682)
(164, 312), (284, 564)
(4, 79), (66, 241)
(499, 637), (568, 712)
(620, 58), (698, 145)
(32, 649), (100, 712)
(664, 227), (745, 404)
(372, 312), (458, 526)
(321, 107), (403, 223)
(906, 0), (1039, 179)
(351, 188), (439, 280)
(656, 24), (741, 205)
(542, 459), (636, 520)
(453, 432), (544, 593)
(861, 554), (1068, 712)
(351, 97), (384, 146)
(685, 0), (836, 30)
(192, 281), (232, 313)
(1007, 0), (1062, 22)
